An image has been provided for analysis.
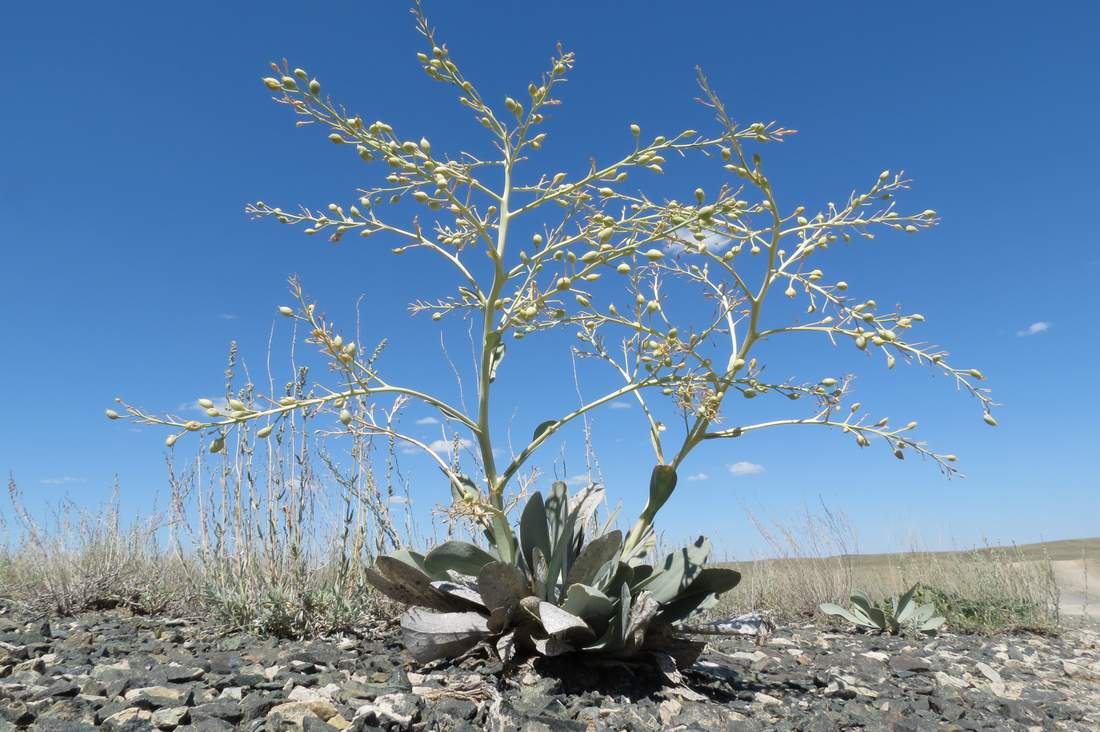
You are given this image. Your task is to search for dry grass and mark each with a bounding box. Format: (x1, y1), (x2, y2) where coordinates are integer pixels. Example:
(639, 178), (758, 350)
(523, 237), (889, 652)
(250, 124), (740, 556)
(712, 505), (1068, 634)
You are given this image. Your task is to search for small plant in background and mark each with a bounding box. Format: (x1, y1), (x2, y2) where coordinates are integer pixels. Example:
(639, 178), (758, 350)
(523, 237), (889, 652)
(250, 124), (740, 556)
(820, 585), (945, 636)
(109, 1), (994, 662)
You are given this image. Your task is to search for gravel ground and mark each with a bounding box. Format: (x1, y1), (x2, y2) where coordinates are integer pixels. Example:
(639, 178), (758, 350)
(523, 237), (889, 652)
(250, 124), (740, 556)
(1, 603), (1097, 731)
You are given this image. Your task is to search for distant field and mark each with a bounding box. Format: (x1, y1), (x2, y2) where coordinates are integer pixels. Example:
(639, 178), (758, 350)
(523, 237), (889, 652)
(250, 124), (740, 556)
(717, 537), (1099, 626)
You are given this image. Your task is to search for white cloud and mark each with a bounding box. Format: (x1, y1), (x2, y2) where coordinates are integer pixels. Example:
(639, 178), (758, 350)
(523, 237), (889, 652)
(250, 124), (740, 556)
(728, 461), (764, 477)
(217, 313), (238, 320)
(1016, 321), (1050, 337)
(686, 473), (709, 482)
(428, 438), (474, 455)
(565, 474), (593, 487)
(415, 416), (440, 425)
(179, 398), (230, 414)
(608, 401), (632, 410)
(665, 226), (730, 254)
(40, 476), (85, 486)
(388, 495), (411, 505)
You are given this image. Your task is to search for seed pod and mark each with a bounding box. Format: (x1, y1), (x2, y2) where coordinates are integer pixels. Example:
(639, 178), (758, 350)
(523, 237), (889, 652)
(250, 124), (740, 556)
(210, 436), (225, 454)
(639, 464), (678, 523)
(256, 425), (273, 439)
(944, 454), (958, 462)
(580, 250), (600, 263)
(166, 434), (178, 448)
(522, 305), (537, 319)
(205, 408), (220, 417)
(886, 354), (896, 369)
(556, 277), (572, 291)
(646, 300), (659, 313)
(630, 123), (640, 136)
(598, 227), (614, 243)
(820, 377), (837, 386)
(263, 77), (282, 90)
(228, 399), (247, 412)
(983, 412), (998, 427)
(642, 249), (664, 261)
(279, 396), (296, 406)
(968, 368), (984, 380)
(309, 79), (321, 95)
(742, 389), (757, 399)
(339, 409), (352, 426)
(784, 285), (796, 298)
(575, 294), (590, 307)
(105, 409), (120, 420)
(432, 312), (443, 321)
(280, 76), (298, 90)
(198, 398), (215, 409)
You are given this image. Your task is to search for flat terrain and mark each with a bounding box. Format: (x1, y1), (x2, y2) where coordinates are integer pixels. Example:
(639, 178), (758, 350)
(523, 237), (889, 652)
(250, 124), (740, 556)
(723, 537), (1100, 619)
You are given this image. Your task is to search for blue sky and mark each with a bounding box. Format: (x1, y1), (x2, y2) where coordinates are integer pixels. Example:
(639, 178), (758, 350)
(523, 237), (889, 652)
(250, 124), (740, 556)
(2, 2), (1097, 557)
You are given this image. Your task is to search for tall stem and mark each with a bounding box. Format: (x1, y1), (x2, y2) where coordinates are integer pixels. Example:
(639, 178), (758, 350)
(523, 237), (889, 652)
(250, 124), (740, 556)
(477, 147), (515, 563)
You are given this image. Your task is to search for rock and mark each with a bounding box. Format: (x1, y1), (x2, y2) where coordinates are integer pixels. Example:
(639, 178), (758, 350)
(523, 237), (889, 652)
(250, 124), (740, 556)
(889, 654), (932, 674)
(353, 693), (422, 727)
(975, 661), (1005, 696)
(151, 706), (190, 729)
(267, 700), (341, 726)
(188, 701), (243, 725)
(125, 686), (193, 708)
(103, 707), (155, 729)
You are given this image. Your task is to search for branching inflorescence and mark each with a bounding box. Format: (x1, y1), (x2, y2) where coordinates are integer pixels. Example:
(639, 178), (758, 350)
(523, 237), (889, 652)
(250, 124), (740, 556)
(109, 2), (994, 656)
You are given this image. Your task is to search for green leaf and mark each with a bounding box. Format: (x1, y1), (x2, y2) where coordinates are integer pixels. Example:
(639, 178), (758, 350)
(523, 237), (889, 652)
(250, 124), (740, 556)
(537, 601), (594, 640)
(544, 503), (576, 602)
(895, 584), (919, 623)
(368, 556), (460, 612)
(653, 568), (741, 624)
(424, 541), (497, 581)
(520, 492), (551, 575)
(477, 561), (528, 614)
(635, 536), (710, 604)
(532, 420), (557, 442)
(819, 602), (870, 627)
(400, 608), (489, 663)
(565, 530), (622, 588)
(561, 583), (614, 631)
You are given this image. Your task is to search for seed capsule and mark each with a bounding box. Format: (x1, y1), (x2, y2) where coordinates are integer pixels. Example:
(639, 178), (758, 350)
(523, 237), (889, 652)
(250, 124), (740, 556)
(983, 412), (998, 427)
(556, 277), (572, 291)
(339, 409), (352, 425)
(309, 79), (321, 95)
(166, 434), (178, 447)
(630, 123), (640, 136)
(256, 425), (274, 439)
(968, 368), (984, 380)
(228, 399), (247, 412)
(105, 409), (120, 420)
(210, 436), (225, 454)
(263, 77), (282, 90)
(642, 249), (664, 261)
(820, 377), (837, 386)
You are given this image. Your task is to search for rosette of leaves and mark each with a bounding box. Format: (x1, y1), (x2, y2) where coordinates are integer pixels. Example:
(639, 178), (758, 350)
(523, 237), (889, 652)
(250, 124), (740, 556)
(365, 471), (740, 665)
(820, 585), (945, 636)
